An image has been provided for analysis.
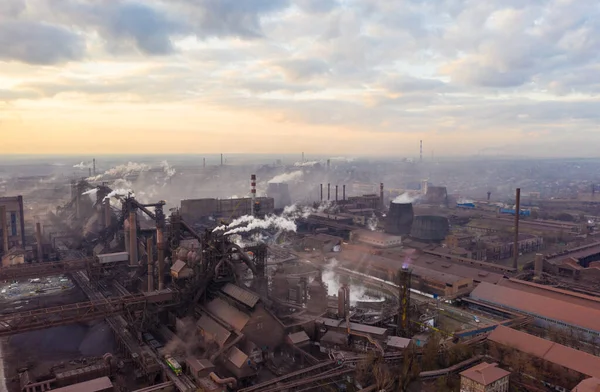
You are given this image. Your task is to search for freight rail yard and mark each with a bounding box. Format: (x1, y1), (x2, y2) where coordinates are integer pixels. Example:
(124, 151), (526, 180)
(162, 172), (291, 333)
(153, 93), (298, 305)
(1, 158), (600, 392)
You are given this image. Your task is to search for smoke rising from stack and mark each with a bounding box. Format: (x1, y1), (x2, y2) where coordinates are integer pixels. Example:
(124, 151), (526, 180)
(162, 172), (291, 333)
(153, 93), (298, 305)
(392, 193), (420, 204)
(267, 170), (303, 184)
(322, 259), (382, 305)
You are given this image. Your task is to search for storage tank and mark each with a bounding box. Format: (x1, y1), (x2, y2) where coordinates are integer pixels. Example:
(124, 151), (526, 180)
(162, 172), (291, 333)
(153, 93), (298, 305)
(385, 202), (414, 235)
(410, 215), (449, 242)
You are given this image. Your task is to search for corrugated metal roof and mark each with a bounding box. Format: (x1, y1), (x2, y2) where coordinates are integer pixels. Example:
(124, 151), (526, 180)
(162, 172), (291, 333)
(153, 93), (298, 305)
(221, 284), (260, 308)
(318, 317), (387, 336)
(227, 346), (249, 368)
(386, 336), (411, 349)
(489, 326), (600, 379)
(287, 331), (310, 345)
(206, 297), (250, 331)
(459, 362), (510, 386)
(51, 377), (113, 392)
(197, 314), (232, 347)
(471, 282), (600, 333)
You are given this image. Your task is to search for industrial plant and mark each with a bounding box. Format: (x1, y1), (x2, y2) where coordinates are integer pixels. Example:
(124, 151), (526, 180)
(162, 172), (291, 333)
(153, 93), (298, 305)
(1, 155), (600, 392)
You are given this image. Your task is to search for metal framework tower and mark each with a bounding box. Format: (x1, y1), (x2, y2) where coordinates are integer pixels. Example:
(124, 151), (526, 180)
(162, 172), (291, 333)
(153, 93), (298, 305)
(397, 266), (412, 338)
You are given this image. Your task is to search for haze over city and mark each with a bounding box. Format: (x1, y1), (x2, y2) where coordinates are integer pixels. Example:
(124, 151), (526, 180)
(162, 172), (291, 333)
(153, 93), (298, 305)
(1, 0), (599, 156)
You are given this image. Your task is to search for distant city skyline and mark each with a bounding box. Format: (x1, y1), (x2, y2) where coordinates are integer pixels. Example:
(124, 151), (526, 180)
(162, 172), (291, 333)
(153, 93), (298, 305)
(1, 1), (599, 156)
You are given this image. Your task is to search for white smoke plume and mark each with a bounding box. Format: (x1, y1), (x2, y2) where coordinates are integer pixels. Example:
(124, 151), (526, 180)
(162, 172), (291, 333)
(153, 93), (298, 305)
(87, 162), (150, 182)
(392, 192), (419, 204)
(73, 161), (92, 169)
(457, 198), (474, 204)
(294, 160), (319, 167)
(82, 188), (97, 196)
(161, 160), (176, 178)
(367, 215), (378, 231)
(104, 188), (134, 200)
(322, 259), (382, 305)
(268, 170), (303, 184)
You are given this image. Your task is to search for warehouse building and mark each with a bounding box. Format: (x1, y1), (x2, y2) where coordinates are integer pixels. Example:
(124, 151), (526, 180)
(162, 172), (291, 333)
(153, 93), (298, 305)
(470, 283), (600, 342)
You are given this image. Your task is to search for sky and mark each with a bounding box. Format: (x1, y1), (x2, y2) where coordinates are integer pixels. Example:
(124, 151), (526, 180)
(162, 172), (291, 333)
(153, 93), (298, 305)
(0, 0), (599, 157)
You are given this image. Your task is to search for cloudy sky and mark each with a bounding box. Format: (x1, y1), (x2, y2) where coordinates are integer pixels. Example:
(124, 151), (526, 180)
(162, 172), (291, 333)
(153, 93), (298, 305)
(1, 0), (599, 157)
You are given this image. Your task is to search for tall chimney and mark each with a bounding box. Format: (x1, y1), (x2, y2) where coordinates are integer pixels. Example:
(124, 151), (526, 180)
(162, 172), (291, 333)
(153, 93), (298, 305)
(513, 188), (521, 270)
(327, 183), (330, 201)
(487, 191), (491, 201)
(343, 185), (346, 201)
(250, 174), (256, 216)
(203, 157), (206, 168)
(35, 222), (43, 262)
(92, 158), (96, 176)
(380, 183), (384, 209)
(147, 237), (154, 292)
(534, 253), (543, 279)
(157, 228), (165, 290)
(220, 154), (223, 166)
(327, 159), (331, 170)
(0, 206), (8, 254)
(337, 287), (346, 318)
(320, 184), (323, 201)
(104, 199), (111, 228)
(335, 185), (338, 202)
(129, 211), (138, 267)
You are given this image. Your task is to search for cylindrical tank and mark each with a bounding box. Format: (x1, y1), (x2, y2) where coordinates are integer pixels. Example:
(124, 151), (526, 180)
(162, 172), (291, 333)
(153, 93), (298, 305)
(410, 215), (449, 241)
(385, 202), (414, 235)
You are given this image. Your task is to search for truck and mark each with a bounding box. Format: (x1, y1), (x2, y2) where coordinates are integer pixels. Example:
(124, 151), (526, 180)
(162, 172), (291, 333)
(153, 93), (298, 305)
(164, 355), (182, 376)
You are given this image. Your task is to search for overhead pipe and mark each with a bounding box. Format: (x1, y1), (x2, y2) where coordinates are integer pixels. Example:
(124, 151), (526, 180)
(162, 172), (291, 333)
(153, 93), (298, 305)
(129, 211), (138, 267)
(147, 237), (154, 292)
(0, 206), (8, 254)
(513, 188), (521, 270)
(35, 222), (43, 262)
(209, 372), (237, 389)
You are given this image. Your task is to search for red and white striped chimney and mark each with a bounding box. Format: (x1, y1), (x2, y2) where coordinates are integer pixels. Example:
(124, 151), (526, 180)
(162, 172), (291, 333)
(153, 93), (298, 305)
(250, 174), (256, 216)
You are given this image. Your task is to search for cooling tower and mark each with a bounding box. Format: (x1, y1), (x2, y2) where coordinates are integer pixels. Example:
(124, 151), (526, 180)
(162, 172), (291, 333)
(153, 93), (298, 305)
(410, 215), (449, 242)
(385, 202), (414, 235)
(267, 183), (292, 209)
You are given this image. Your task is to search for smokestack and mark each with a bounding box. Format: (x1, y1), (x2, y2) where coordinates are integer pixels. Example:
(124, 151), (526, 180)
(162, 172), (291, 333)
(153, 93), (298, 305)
(327, 183), (330, 201)
(250, 174), (256, 216)
(35, 222), (43, 262)
(220, 154), (223, 166)
(380, 183), (384, 209)
(337, 287), (346, 318)
(147, 237), (154, 292)
(344, 285), (350, 316)
(327, 159), (331, 170)
(92, 158), (96, 176)
(157, 228), (165, 290)
(534, 253), (543, 279)
(487, 191), (491, 201)
(420, 140), (423, 163)
(335, 185), (338, 202)
(104, 199), (111, 228)
(320, 184), (323, 201)
(343, 185), (346, 201)
(129, 211), (138, 267)
(203, 157), (206, 168)
(513, 188), (521, 270)
(0, 206), (8, 254)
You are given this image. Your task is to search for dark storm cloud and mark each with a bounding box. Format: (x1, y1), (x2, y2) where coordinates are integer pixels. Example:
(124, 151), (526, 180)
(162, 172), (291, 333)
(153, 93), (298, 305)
(0, 21), (85, 64)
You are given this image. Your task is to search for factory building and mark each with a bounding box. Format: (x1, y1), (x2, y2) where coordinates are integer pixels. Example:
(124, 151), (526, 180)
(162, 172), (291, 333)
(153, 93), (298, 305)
(180, 197), (274, 221)
(0, 195), (26, 253)
(470, 283), (600, 342)
(459, 362), (510, 392)
(488, 326), (600, 390)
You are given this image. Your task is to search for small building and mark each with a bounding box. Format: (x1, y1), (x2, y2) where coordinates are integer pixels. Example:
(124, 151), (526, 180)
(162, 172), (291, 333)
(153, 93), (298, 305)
(170, 260), (193, 279)
(460, 362), (510, 392)
(351, 229), (402, 248)
(386, 336), (412, 351)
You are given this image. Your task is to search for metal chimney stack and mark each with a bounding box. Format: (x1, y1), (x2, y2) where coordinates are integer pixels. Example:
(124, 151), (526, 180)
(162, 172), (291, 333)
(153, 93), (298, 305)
(203, 157), (206, 168)
(487, 191), (491, 201)
(35, 222), (43, 262)
(327, 183), (330, 201)
(250, 174), (257, 216)
(335, 185), (338, 202)
(320, 184), (323, 201)
(343, 185), (346, 201)
(220, 154), (223, 166)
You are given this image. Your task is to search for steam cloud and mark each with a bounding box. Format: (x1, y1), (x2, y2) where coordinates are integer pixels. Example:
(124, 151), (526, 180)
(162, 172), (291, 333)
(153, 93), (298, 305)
(392, 193), (419, 204)
(268, 170), (303, 184)
(73, 161), (92, 169)
(367, 215), (379, 231)
(322, 259), (382, 305)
